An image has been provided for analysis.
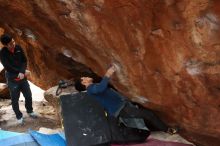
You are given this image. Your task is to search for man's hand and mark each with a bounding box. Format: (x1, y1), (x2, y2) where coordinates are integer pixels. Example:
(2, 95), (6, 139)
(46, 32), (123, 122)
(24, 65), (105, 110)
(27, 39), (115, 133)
(17, 73), (25, 80)
(105, 64), (117, 78)
(25, 70), (31, 77)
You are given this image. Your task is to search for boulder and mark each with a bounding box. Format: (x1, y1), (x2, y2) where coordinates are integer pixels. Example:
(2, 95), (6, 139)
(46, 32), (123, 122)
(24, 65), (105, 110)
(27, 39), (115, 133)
(0, 83), (10, 99)
(1, 0), (220, 145)
(44, 82), (76, 125)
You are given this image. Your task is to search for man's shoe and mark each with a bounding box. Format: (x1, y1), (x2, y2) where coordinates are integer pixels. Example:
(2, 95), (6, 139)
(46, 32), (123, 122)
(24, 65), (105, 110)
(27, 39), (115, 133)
(28, 112), (38, 119)
(167, 127), (178, 135)
(17, 117), (24, 125)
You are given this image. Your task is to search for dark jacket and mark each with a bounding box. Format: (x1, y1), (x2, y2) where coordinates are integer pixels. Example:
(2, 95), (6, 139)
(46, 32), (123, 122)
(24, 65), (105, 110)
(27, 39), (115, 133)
(87, 77), (126, 117)
(0, 45), (27, 81)
(87, 77), (148, 130)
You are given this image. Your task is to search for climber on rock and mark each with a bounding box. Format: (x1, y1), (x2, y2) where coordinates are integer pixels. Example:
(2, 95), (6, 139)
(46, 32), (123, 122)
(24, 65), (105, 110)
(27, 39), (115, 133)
(0, 34), (37, 125)
(74, 64), (178, 135)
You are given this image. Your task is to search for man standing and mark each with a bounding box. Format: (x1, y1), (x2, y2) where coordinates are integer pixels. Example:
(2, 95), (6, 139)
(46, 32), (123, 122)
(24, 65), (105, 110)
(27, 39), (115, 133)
(0, 34), (37, 125)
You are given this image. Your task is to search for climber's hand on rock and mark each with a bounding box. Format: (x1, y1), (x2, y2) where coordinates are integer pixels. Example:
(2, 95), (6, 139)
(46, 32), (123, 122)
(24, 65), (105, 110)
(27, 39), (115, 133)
(105, 64), (117, 78)
(25, 70), (31, 77)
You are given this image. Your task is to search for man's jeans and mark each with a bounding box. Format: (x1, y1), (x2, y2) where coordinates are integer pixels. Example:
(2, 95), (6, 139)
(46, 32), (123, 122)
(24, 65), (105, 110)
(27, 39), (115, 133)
(119, 102), (168, 132)
(7, 79), (33, 119)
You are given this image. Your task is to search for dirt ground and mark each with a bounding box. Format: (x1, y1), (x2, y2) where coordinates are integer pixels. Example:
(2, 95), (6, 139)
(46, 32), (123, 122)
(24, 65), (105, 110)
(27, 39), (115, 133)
(0, 99), (61, 132)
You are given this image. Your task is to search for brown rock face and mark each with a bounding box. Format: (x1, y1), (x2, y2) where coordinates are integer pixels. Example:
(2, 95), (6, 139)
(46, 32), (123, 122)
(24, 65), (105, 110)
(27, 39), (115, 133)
(0, 83), (10, 99)
(0, 0), (220, 145)
(0, 69), (10, 99)
(0, 69), (6, 83)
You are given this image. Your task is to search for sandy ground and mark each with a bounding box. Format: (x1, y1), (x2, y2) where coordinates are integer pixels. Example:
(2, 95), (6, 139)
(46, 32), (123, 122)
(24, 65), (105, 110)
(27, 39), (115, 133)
(0, 99), (60, 132)
(0, 80), (61, 132)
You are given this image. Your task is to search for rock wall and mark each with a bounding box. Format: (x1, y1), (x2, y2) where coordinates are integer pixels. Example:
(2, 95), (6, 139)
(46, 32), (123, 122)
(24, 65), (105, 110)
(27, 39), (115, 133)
(0, 0), (220, 145)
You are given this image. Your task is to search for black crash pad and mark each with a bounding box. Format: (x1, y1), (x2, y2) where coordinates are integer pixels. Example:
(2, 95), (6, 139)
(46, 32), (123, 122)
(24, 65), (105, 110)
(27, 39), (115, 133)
(60, 92), (150, 146)
(60, 92), (111, 146)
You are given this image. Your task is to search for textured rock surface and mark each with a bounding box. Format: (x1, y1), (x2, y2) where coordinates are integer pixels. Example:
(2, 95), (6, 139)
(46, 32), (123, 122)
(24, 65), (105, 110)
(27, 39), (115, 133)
(44, 86), (61, 123)
(0, 69), (10, 99)
(44, 83), (76, 124)
(0, 0), (220, 145)
(0, 69), (6, 83)
(0, 83), (10, 99)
